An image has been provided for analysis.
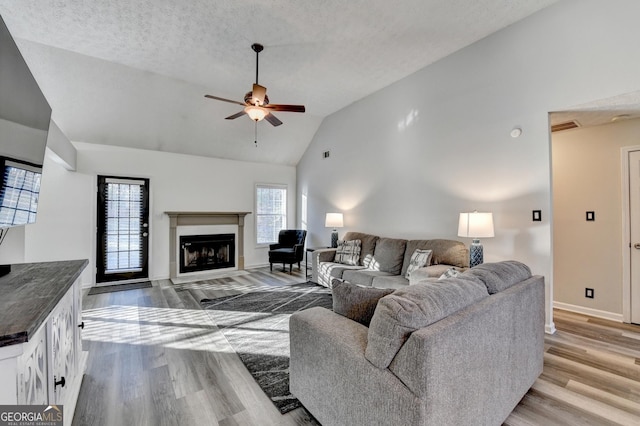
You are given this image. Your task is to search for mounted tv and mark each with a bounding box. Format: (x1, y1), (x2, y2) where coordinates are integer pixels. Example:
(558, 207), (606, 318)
(0, 15), (51, 229)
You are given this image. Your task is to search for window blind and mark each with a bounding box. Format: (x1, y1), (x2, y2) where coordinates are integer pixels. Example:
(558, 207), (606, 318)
(102, 178), (145, 273)
(256, 184), (287, 245)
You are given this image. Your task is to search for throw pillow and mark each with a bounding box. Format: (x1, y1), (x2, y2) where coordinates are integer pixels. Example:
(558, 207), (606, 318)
(332, 280), (394, 327)
(335, 239), (361, 266)
(438, 267), (461, 280)
(405, 249), (433, 279)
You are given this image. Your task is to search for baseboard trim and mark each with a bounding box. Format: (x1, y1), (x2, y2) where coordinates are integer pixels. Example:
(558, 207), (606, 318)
(553, 301), (624, 322)
(545, 322), (556, 335)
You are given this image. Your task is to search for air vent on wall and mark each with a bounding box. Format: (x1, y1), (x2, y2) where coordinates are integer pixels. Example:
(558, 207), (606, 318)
(551, 120), (580, 132)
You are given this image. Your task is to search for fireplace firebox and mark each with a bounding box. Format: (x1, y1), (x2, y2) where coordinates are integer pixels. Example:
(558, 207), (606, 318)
(179, 233), (235, 274)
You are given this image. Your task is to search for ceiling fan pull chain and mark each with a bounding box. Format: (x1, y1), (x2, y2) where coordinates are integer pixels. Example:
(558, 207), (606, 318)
(254, 121), (258, 147)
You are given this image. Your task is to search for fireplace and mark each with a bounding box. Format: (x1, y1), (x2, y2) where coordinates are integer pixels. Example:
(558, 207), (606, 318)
(180, 233), (235, 274)
(166, 211), (250, 279)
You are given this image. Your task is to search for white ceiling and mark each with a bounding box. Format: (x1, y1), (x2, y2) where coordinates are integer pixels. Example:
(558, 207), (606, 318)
(0, 0), (560, 165)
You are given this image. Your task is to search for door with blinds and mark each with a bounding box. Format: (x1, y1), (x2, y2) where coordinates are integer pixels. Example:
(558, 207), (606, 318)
(96, 176), (150, 284)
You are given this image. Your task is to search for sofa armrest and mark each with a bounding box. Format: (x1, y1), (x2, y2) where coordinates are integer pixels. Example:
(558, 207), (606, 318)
(290, 307), (420, 426)
(269, 243), (282, 250)
(388, 276), (545, 425)
(311, 248), (337, 283)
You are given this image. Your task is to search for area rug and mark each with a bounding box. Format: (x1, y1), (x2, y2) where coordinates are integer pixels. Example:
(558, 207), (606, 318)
(200, 282), (332, 414)
(87, 281), (152, 295)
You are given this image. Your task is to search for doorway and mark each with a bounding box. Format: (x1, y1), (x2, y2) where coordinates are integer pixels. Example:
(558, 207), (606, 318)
(96, 175), (150, 284)
(622, 148), (640, 324)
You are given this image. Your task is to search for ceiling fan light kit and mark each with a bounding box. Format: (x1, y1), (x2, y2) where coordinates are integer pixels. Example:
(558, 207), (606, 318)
(204, 43), (305, 129)
(245, 105), (267, 121)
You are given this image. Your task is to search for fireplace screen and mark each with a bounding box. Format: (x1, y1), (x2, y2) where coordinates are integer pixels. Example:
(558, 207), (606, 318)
(180, 233), (235, 273)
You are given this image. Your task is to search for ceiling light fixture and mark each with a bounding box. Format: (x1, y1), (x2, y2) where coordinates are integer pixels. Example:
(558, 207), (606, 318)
(245, 105), (267, 122)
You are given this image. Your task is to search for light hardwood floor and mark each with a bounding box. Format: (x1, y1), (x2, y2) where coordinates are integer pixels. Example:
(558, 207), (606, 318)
(73, 267), (640, 425)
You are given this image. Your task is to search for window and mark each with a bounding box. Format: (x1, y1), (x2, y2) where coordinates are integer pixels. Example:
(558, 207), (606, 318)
(0, 160), (42, 227)
(255, 184), (287, 245)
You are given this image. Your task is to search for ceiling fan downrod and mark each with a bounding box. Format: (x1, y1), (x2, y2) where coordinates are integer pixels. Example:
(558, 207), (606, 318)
(252, 43), (263, 85)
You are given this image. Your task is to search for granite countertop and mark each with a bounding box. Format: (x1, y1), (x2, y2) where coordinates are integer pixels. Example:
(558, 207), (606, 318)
(0, 259), (88, 348)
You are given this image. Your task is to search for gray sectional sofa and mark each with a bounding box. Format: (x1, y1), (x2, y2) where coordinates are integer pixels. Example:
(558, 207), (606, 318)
(311, 231), (469, 288)
(290, 261), (545, 426)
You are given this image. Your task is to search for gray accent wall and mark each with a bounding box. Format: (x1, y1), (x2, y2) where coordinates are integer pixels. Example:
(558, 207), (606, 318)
(296, 0), (640, 332)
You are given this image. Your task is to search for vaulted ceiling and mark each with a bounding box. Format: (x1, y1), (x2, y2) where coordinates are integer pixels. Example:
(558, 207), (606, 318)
(0, 0), (559, 165)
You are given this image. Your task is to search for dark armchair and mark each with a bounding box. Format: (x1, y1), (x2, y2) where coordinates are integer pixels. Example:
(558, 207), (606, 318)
(269, 230), (307, 274)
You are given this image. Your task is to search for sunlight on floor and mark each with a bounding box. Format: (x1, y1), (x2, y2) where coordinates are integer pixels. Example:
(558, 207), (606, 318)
(82, 305), (236, 352)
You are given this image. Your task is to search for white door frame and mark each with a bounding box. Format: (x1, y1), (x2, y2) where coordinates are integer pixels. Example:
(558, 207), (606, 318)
(620, 145), (640, 323)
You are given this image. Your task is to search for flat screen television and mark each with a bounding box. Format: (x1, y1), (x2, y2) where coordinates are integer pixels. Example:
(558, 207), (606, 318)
(0, 14), (51, 230)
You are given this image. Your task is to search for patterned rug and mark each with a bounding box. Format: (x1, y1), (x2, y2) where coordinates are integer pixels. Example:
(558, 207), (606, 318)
(200, 282), (332, 414)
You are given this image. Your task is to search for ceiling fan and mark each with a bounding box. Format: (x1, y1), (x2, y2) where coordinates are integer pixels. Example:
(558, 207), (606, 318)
(204, 43), (305, 127)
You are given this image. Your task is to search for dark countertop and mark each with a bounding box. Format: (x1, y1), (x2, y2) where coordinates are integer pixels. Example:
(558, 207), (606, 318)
(0, 259), (88, 348)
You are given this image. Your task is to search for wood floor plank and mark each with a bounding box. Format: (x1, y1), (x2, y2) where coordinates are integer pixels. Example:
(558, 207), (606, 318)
(74, 269), (640, 425)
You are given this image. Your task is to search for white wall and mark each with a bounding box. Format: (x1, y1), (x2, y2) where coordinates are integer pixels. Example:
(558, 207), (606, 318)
(58, 142), (295, 284)
(4, 138), (296, 286)
(24, 148), (93, 284)
(552, 119), (640, 320)
(297, 0), (640, 332)
(0, 117), (47, 164)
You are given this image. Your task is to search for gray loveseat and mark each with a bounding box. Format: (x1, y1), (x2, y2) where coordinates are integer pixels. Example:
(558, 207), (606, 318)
(311, 231), (469, 288)
(290, 261), (545, 426)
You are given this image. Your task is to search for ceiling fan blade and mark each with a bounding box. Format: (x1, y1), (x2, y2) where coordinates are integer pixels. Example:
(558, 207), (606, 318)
(252, 84), (267, 105)
(204, 94), (246, 107)
(225, 111), (247, 120)
(264, 112), (283, 127)
(263, 104), (306, 113)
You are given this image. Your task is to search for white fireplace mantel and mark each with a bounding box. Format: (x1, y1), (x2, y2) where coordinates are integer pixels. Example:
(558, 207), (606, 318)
(165, 211), (251, 279)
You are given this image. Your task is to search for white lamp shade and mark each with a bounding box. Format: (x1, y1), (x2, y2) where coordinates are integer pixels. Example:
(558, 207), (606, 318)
(458, 212), (494, 238)
(244, 105), (267, 121)
(325, 213), (344, 228)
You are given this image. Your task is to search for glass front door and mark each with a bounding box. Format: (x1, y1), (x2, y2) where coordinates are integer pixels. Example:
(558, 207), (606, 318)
(96, 176), (150, 284)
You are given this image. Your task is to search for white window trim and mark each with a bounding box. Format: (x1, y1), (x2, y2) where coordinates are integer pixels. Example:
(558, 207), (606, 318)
(255, 183), (288, 248)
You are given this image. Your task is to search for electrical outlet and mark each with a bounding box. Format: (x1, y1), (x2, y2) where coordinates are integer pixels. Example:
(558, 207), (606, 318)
(585, 288), (594, 299)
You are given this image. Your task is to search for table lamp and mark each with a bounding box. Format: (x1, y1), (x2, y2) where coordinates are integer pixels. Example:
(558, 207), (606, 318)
(458, 211), (494, 267)
(325, 213), (344, 248)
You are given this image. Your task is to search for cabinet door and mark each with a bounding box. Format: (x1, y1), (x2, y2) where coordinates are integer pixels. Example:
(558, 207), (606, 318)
(17, 325), (48, 405)
(73, 278), (83, 364)
(49, 289), (75, 405)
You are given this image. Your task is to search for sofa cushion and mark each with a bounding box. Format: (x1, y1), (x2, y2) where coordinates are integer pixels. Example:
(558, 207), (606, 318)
(405, 249), (433, 279)
(317, 262), (365, 288)
(343, 232), (379, 267)
(332, 280), (394, 326)
(365, 276), (489, 369)
(335, 239), (361, 265)
(366, 237), (407, 274)
(371, 275), (411, 289)
(342, 269), (395, 287)
(463, 261), (532, 294)
(401, 239), (468, 275)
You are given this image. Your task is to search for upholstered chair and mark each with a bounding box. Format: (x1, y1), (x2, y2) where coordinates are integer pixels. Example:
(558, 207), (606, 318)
(269, 230), (307, 273)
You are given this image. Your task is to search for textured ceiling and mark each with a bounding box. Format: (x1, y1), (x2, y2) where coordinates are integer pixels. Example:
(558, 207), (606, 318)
(0, 0), (560, 165)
